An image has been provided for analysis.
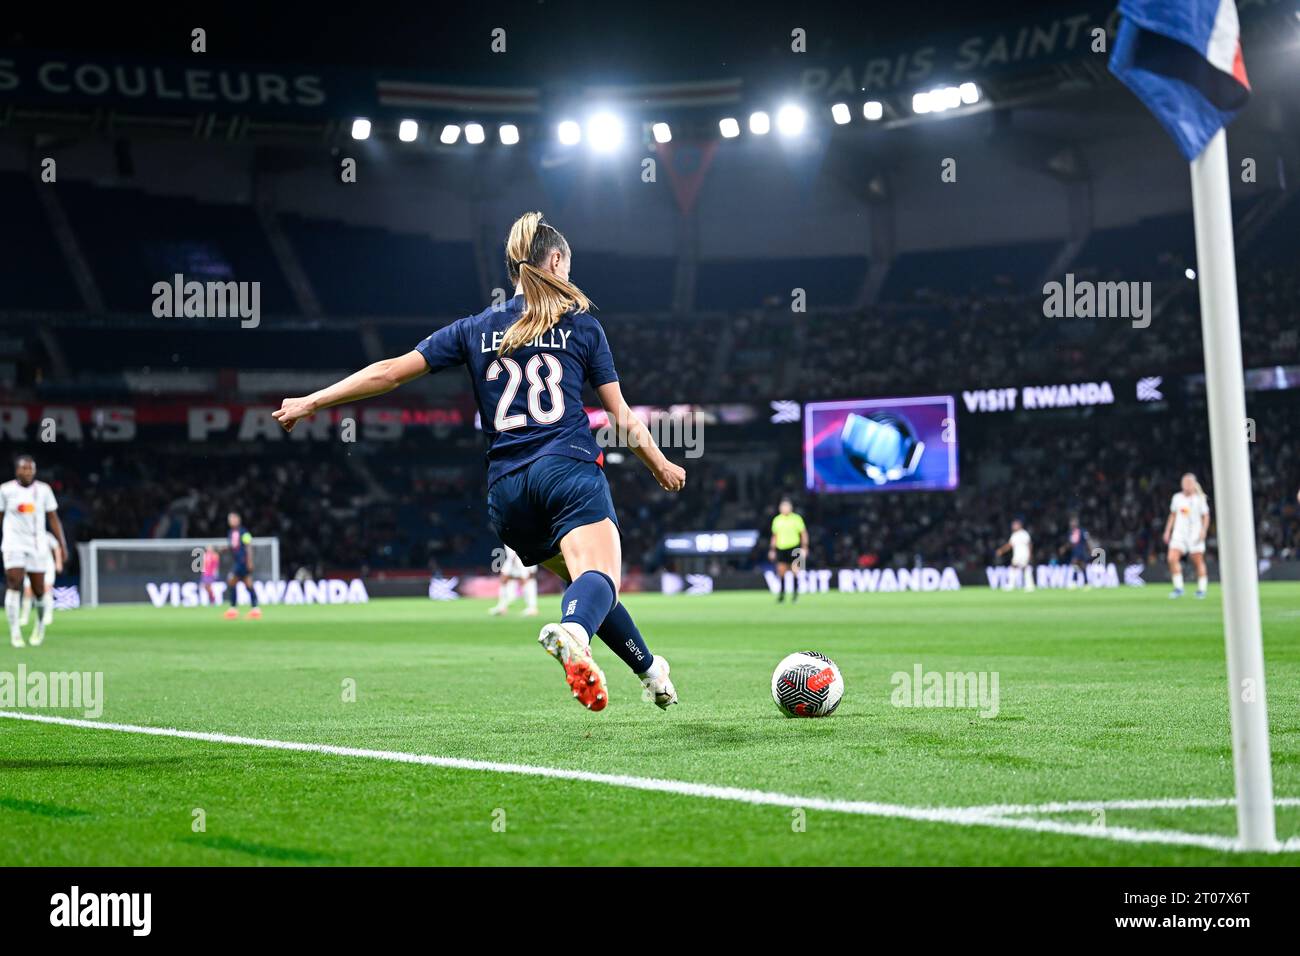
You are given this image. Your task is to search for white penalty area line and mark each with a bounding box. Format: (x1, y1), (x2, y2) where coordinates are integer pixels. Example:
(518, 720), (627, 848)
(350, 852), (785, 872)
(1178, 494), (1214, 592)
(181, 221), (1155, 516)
(3, 710), (1297, 855)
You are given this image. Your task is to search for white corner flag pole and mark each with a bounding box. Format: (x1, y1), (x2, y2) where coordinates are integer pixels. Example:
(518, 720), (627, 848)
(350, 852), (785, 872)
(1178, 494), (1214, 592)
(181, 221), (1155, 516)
(1188, 127), (1276, 851)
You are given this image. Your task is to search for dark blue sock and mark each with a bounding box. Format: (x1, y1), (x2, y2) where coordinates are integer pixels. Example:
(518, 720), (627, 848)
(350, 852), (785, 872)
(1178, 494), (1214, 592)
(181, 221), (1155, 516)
(596, 602), (654, 675)
(248, 581), (258, 607)
(560, 571), (616, 640)
(229, 581), (237, 607)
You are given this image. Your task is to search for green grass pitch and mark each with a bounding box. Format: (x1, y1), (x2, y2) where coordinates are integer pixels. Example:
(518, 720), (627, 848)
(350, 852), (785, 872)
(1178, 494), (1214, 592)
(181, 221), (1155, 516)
(1, 585), (1297, 866)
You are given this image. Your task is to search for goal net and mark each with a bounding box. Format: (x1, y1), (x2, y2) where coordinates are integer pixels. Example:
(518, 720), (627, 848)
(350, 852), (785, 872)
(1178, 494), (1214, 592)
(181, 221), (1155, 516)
(78, 538), (281, 607)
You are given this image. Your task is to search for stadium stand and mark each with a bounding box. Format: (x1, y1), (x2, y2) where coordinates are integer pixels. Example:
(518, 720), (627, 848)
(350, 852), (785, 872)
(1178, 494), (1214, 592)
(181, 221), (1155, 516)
(57, 182), (299, 315)
(878, 240), (1058, 301)
(4, 172), (1297, 584)
(279, 213), (481, 317)
(695, 255), (867, 311)
(0, 172), (83, 311)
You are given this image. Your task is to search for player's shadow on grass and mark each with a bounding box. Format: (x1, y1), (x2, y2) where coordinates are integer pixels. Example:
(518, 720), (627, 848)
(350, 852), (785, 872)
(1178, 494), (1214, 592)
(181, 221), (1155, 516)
(0, 796), (90, 818)
(649, 714), (872, 749)
(184, 834), (339, 864)
(0, 756), (194, 771)
(623, 720), (763, 751)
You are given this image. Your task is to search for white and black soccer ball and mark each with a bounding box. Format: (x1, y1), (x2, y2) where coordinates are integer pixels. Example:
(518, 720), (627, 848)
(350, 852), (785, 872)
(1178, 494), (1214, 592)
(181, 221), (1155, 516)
(771, 651), (844, 718)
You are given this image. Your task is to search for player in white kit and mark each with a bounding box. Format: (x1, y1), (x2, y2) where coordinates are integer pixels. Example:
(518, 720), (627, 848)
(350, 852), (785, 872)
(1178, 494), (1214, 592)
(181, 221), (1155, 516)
(19, 536), (62, 629)
(1163, 472), (1210, 599)
(995, 519), (1035, 592)
(2, 455), (68, 647)
(489, 545), (539, 617)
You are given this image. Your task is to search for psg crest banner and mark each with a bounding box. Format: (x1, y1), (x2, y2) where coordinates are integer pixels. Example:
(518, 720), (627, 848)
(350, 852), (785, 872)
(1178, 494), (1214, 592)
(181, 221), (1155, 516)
(656, 140), (718, 216)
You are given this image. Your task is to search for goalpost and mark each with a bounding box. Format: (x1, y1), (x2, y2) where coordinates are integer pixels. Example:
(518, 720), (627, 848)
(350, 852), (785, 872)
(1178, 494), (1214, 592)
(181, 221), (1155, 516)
(78, 538), (281, 607)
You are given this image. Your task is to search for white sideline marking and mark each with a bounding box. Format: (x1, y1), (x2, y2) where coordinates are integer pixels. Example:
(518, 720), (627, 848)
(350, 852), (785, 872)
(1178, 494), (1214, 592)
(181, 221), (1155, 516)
(963, 796), (1300, 815)
(3, 710), (1297, 854)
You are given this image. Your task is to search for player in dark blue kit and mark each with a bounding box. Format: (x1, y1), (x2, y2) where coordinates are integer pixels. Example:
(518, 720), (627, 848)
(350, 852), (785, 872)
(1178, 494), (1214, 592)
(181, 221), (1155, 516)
(273, 212), (685, 712)
(1063, 515), (1092, 590)
(223, 511), (261, 619)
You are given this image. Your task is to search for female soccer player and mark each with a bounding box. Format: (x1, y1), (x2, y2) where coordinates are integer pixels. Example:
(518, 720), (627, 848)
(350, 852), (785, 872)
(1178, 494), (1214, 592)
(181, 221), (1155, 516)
(19, 536), (62, 630)
(272, 212), (684, 712)
(222, 512), (261, 619)
(1163, 472), (1210, 599)
(489, 545), (538, 617)
(994, 518), (1034, 592)
(1063, 515), (1091, 590)
(3, 454), (65, 648)
(200, 545), (221, 605)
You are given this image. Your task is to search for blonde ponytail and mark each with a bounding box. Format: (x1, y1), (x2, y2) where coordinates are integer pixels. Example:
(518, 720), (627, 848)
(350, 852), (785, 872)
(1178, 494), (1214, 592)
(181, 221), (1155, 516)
(499, 211), (593, 355)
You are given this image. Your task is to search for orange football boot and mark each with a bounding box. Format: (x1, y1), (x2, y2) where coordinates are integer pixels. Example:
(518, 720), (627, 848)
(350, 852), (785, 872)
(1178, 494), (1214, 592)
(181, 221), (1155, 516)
(537, 623), (607, 711)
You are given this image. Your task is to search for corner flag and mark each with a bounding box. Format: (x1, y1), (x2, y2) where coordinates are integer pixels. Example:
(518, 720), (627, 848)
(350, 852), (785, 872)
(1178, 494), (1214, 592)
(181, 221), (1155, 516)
(1109, 0), (1251, 161)
(1109, 0), (1277, 851)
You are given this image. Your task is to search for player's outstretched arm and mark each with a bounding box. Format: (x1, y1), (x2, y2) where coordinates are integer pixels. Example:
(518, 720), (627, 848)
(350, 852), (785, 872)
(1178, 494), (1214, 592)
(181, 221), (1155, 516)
(273, 351), (429, 431)
(595, 381), (685, 492)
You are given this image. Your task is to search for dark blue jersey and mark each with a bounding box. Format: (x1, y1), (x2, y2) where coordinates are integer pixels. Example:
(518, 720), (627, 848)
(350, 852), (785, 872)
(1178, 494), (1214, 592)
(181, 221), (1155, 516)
(228, 527), (252, 564)
(416, 295), (618, 485)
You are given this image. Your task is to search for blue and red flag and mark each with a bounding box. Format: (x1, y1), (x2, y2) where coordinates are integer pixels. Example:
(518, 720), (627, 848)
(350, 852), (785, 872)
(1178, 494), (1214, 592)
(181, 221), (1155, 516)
(1108, 0), (1251, 161)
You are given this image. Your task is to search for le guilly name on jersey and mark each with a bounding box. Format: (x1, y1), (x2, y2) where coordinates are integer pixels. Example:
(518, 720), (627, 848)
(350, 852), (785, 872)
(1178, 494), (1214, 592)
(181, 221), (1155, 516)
(479, 329), (572, 352)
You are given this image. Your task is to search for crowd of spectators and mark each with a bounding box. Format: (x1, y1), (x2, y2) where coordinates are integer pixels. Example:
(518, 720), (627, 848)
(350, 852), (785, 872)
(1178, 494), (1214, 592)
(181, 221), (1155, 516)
(792, 400), (1300, 574)
(14, 259), (1298, 580)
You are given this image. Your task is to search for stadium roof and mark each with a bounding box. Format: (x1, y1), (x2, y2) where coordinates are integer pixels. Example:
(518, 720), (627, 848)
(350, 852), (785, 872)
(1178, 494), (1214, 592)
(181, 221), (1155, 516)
(11, 1), (1103, 76)
(2, 2), (1294, 154)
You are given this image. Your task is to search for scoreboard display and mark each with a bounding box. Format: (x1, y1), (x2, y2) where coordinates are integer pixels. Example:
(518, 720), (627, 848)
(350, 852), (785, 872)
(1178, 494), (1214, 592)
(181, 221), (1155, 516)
(662, 530), (761, 555)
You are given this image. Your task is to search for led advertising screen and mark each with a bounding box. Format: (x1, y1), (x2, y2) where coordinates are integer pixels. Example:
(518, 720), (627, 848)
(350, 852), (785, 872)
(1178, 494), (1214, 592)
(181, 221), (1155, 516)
(662, 530), (761, 555)
(804, 395), (958, 493)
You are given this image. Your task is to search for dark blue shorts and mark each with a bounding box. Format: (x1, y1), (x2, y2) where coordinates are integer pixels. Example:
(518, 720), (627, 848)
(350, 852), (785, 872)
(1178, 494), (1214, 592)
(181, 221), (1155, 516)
(232, 563), (249, 578)
(487, 455), (619, 568)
